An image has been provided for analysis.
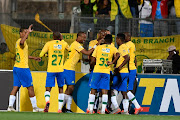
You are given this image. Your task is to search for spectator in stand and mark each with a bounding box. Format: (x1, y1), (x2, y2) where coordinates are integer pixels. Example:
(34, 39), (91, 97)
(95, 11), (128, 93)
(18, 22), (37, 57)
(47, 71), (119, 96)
(80, 0), (97, 32)
(110, 0), (132, 33)
(168, 0), (176, 35)
(129, 0), (139, 18)
(129, 0), (139, 36)
(0, 42), (7, 54)
(174, 0), (180, 34)
(151, 0), (169, 37)
(96, 0), (111, 16)
(138, 0), (153, 37)
(167, 45), (180, 74)
(96, 0), (114, 33)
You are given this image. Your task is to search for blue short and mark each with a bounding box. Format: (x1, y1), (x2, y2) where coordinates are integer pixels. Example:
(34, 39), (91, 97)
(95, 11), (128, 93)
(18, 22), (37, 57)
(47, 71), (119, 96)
(46, 72), (64, 87)
(90, 73), (110, 90)
(89, 70), (101, 92)
(140, 23), (153, 37)
(111, 73), (129, 92)
(13, 67), (33, 87)
(64, 69), (75, 85)
(128, 69), (137, 90)
(88, 70), (93, 87)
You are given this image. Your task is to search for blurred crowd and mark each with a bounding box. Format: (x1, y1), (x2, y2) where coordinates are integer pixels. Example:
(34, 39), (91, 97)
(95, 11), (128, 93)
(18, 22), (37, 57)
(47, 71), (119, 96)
(79, 0), (180, 37)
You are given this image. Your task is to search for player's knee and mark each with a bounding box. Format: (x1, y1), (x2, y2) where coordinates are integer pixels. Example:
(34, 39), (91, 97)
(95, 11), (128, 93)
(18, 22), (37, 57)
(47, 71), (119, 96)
(27, 86), (34, 92)
(58, 87), (63, 93)
(11, 87), (20, 95)
(67, 85), (74, 93)
(46, 87), (52, 92)
(69, 85), (74, 91)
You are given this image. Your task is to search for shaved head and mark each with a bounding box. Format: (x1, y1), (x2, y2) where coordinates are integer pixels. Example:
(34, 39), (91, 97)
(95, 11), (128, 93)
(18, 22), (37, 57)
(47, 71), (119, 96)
(53, 32), (61, 40)
(123, 32), (131, 42)
(98, 29), (107, 40)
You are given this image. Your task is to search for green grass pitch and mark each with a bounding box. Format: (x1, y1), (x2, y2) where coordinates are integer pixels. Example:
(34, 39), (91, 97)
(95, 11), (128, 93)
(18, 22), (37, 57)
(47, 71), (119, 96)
(0, 112), (180, 120)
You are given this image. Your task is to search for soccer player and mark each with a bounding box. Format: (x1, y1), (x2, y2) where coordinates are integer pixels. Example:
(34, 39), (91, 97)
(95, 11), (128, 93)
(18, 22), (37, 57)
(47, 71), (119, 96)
(63, 32), (96, 113)
(88, 34), (120, 114)
(124, 32), (143, 114)
(39, 32), (69, 113)
(7, 25), (42, 112)
(111, 33), (130, 114)
(89, 29), (107, 50)
(87, 29), (106, 113)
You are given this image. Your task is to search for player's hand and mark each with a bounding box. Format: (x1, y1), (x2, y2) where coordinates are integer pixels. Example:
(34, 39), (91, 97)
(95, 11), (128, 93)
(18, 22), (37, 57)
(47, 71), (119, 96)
(28, 24), (33, 32)
(97, 39), (102, 45)
(107, 61), (113, 65)
(34, 57), (41, 62)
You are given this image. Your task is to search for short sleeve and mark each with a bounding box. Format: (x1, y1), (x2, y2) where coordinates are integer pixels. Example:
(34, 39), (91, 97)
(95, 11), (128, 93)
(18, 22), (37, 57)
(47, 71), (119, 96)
(113, 47), (118, 56)
(39, 42), (49, 57)
(92, 47), (98, 58)
(119, 45), (129, 57)
(65, 42), (70, 51)
(75, 42), (84, 52)
(89, 42), (93, 50)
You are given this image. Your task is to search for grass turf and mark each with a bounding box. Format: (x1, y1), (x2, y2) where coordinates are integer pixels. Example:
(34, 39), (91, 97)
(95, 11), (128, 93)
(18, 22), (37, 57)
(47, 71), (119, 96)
(0, 112), (180, 120)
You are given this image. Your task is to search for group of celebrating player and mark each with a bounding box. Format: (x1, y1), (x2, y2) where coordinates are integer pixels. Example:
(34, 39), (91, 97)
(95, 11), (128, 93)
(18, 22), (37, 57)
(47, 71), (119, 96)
(7, 24), (143, 115)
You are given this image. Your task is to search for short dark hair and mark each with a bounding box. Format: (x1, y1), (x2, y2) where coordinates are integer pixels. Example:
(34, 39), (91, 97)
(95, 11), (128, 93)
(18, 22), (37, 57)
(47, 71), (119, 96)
(1, 42), (7, 46)
(19, 28), (25, 34)
(53, 32), (61, 40)
(117, 33), (125, 42)
(77, 31), (86, 37)
(104, 34), (112, 43)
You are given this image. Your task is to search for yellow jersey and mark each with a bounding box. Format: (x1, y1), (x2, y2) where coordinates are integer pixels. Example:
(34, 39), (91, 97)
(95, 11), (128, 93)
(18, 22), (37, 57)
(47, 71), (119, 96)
(92, 44), (118, 74)
(89, 39), (98, 50)
(125, 41), (136, 70)
(14, 39), (29, 68)
(40, 40), (69, 72)
(89, 39), (115, 50)
(89, 40), (115, 71)
(64, 41), (84, 71)
(116, 44), (129, 73)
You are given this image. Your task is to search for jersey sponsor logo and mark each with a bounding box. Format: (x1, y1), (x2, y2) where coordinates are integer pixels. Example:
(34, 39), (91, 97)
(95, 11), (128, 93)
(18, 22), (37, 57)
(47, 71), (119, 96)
(54, 45), (62, 49)
(102, 48), (110, 53)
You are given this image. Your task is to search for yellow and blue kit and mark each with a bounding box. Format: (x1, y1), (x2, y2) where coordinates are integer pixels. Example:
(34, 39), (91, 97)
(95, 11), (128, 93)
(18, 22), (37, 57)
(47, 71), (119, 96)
(40, 40), (69, 87)
(90, 44), (118, 90)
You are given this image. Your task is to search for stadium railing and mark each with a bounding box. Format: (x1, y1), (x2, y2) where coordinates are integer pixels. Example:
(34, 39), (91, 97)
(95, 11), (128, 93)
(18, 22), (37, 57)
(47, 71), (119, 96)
(0, 13), (180, 72)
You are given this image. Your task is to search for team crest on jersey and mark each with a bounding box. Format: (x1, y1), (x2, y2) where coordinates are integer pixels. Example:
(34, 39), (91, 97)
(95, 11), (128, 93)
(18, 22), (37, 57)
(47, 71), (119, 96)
(54, 45), (62, 49)
(102, 48), (110, 53)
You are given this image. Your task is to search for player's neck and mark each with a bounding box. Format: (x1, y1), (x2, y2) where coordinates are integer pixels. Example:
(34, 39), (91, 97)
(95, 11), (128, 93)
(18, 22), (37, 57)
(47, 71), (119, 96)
(104, 42), (111, 45)
(76, 39), (80, 42)
(119, 42), (124, 46)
